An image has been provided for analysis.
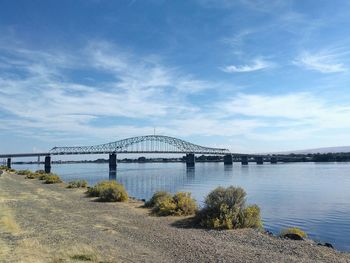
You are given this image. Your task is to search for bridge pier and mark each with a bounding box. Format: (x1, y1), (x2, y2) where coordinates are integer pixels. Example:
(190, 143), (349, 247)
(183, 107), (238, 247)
(255, 156), (263, 165)
(186, 153), (195, 168)
(270, 157), (277, 164)
(44, 156), (51, 173)
(7, 158), (11, 169)
(241, 156), (248, 165)
(224, 154), (233, 165)
(109, 153), (117, 172)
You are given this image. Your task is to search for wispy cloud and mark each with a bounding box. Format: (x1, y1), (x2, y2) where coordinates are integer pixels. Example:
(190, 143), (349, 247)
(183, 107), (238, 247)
(2, 38), (350, 152)
(294, 50), (348, 73)
(221, 58), (273, 73)
(221, 92), (350, 129)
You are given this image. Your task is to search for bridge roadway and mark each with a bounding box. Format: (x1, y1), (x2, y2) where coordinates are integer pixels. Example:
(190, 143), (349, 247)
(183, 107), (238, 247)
(0, 135), (278, 173)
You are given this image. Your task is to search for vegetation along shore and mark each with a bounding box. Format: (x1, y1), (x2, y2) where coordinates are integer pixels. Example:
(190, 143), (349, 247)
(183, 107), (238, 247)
(0, 168), (349, 263)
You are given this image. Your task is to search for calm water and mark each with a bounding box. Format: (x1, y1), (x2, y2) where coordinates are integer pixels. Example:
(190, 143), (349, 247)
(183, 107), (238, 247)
(13, 162), (350, 251)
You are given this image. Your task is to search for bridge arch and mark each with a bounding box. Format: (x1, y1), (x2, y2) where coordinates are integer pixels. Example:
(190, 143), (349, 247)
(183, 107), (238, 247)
(50, 135), (230, 155)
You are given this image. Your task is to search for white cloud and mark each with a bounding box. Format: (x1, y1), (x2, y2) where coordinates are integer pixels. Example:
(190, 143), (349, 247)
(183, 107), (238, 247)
(294, 50), (348, 73)
(2, 39), (350, 152)
(221, 92), (350, 130)
(222, 58), (273, 73)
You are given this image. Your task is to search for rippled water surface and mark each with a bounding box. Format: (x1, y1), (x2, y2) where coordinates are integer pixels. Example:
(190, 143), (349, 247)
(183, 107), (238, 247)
(13, 162), (350, 251)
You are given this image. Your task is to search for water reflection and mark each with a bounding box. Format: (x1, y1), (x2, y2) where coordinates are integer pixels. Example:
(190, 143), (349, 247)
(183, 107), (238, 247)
(109, 170), (116, 181)
(186, 167), (195, 179)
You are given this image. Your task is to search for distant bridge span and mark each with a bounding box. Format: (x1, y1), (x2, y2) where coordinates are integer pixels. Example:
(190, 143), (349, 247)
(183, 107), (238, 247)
(0, 135), (278, 173)
(50, 135), (231, 155)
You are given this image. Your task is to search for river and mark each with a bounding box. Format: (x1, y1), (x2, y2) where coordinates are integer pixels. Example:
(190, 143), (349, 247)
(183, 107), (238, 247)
(12, 162), (350, 251)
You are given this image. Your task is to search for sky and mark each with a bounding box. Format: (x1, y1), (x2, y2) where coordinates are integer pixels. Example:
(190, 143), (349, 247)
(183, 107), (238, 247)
(1, 0), (350, 155)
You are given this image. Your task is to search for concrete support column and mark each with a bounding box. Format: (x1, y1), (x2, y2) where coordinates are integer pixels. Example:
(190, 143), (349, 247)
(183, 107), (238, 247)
(256, 156), (263, 165)
(44, 156), (51, 173)
(7, 158), (11, 169)
(186, 153), (195, 168)
(241, 156), (248, 165)
(224, 154), (233, 165)
(109, 153), (117, 172)
(270, 157), (277, 164)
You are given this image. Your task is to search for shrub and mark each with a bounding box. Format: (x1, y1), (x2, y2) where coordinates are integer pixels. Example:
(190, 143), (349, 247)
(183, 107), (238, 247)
(17, 170), (33, 176)
(144, 191), (172, 208)
(241, 205), (263, 229)
(147, 191), (198, 216)
(172, 192), (198, 216)
(196, 186), (262, 230)
(99, 185), (128, 202)
(39, 173), (58, 180)
(44, 175), (62, 184)
(87, 181), (128, 202)
(39, 174), (49, 180)
(25, 172), (41, 179)
(280, 227), (307, 238)
(67, 180), (88, 188)
(35, 170), (46, 174)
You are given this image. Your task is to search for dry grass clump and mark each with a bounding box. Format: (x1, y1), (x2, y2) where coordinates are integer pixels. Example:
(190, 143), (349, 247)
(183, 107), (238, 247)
(44, 175), (62, 184)
(39, 173), (56, 181)
(280, 227), (307, 238)
(146, 191), (198, 216)
(87, 181), (128, 202)
(25, 172), (43, 179)
(67, 180), (88, 188)
(17, 169), (33, 176)
(35, 169), (46, 174)
(196, 186), (262, 229)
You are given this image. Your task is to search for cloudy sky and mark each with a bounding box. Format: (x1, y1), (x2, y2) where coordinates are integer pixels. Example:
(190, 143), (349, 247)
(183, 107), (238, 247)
(1, 0), (350, 154)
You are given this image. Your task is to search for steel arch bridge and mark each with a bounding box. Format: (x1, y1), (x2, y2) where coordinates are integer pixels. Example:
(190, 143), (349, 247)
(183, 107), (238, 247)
(50, 135), (230, 155)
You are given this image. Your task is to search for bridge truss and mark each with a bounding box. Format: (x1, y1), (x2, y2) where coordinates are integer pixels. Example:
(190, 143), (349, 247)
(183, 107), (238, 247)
(50, 135), (230, 155)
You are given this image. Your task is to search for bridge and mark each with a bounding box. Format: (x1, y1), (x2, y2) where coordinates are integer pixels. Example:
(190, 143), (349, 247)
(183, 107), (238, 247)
(0, 135), (277, 173)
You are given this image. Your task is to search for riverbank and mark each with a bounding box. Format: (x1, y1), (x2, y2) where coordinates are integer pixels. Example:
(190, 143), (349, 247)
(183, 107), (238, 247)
(1, 172), (349, 263)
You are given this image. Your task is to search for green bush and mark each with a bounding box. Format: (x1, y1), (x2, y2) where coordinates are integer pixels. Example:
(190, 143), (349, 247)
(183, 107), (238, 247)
(35, 170), (46, 174)
(196, 186), (262, 230)
(87, 181), (128, 202)
(67, 180), (88, 188)
(241, 205), (263, 229)
(44, 175), (62, 184)
(144, 191), (172, 207)
(147, 191), (198, 216)
(280, 227), (307, 238)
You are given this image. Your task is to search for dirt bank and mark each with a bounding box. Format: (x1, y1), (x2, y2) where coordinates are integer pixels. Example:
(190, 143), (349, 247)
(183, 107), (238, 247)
(0, 172), (349, 263)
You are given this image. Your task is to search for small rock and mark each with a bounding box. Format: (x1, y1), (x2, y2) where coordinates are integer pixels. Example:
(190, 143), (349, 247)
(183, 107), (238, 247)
(283, 233), (304, 240)
(317, 242), (334, 249)
(265, 230), (274, 236)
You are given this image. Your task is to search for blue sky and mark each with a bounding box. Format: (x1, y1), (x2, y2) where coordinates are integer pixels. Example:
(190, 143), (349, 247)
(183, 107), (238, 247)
(1, 0), (350, 154)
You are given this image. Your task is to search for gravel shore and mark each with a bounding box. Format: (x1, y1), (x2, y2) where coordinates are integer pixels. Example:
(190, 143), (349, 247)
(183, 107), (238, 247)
(0, 172), (349, 263)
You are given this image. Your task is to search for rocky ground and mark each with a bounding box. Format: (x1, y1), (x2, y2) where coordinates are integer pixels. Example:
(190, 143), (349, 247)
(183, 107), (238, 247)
(0, 171), (349, 263)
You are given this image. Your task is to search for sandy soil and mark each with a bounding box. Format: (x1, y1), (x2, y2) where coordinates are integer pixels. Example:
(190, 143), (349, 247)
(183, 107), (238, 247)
(0, 171), (349, 263)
